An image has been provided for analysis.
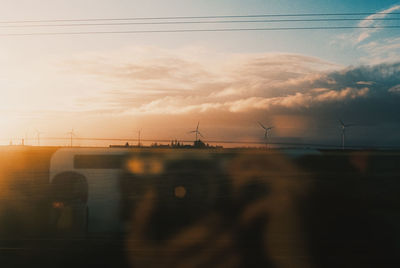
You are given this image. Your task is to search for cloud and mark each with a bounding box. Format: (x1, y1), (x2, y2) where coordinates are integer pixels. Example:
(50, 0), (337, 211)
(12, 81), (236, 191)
(356, 81), (375, 85)
(331, 5), (400, 65)
(60, 47), (400, 146)
(66, 48), (400, 116)
(66, 48), (340, 108)
(214, 87), (368, 113)
(389, 84), (400, 93)
(358, 37), (400, 64)
(123, 86), (369, 115)
(356, 5), (400, 44)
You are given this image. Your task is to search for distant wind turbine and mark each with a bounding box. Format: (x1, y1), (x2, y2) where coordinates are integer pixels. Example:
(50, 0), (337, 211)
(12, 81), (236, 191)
(34, 128), (43, 146)
(188, 121), (204, 141)
(67, 129), (76, 147)
(339, 119), (357, 150)
(258, 121), (274, 148)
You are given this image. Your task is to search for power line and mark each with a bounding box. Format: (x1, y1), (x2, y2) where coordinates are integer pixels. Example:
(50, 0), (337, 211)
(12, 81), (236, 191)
(0, 17), (400, 28)
(1, 25), (399, 36)
(35, 136), (327, 147)
(28, 136), (400, 149)
(0, 12), (400, 24)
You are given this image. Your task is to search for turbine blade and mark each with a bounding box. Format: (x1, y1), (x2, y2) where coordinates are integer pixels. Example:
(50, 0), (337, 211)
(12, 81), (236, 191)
(258, 121), (267, 130)
(339, 119), (345, 126)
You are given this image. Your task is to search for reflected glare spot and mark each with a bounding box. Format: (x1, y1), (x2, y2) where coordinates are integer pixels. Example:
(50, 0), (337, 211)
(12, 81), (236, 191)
(53, 202), (64, 209)
(149, 160), (163, 174)
(127, 158), (163, 174)
(127, 159), (145, 174)
(174, 186), (186, 198)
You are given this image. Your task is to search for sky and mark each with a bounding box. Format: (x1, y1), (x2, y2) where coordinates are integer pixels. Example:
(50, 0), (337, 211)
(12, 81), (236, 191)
(0, 0), (400, 147)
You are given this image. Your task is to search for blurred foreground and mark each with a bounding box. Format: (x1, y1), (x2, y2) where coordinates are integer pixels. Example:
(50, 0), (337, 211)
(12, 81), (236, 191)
(0, 147), (399, 267)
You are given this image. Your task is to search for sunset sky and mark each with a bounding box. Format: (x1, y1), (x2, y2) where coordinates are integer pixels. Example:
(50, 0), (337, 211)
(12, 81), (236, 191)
(0, 0), (400, 147)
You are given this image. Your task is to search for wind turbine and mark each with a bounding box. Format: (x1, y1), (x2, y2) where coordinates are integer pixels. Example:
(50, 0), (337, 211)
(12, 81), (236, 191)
(258, 121), (274, 148)
(67, 129), (76, 147)
(339, 119), (357, 150)
(34, 129), (43, 146)
(188, 121), (204, 141)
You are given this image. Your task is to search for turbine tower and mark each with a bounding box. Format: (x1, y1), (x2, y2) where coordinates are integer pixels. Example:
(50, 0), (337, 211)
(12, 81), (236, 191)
(34, 129), (43, 146)
(258, 121), (274, 148)
(188, 121), (204, 142)
(339, 119), (356, 150)
(67, 129), (76, 147)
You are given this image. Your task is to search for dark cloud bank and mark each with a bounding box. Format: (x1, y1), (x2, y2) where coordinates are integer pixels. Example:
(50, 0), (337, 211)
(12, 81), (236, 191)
(267, 62), (400, 147)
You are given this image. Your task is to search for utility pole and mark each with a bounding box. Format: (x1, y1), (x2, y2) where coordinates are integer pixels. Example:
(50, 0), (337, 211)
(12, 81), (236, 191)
(138, 129), (141, 147)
